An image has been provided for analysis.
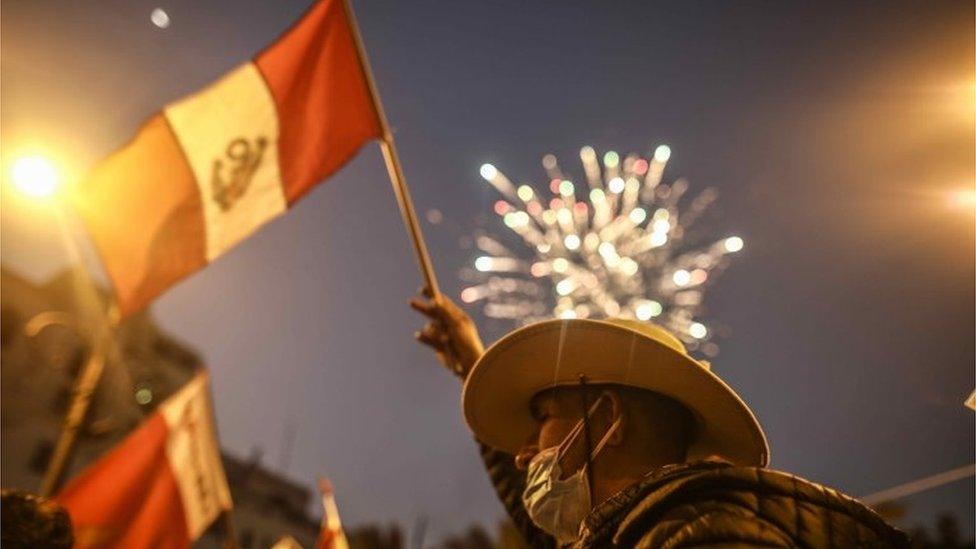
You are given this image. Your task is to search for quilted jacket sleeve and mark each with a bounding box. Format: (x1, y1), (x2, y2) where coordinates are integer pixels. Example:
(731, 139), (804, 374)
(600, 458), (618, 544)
(477, 442), (556, 549)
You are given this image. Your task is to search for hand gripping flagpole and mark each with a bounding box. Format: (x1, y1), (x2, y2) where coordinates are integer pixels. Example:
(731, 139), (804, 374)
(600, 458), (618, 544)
(342, 0), (441, 296)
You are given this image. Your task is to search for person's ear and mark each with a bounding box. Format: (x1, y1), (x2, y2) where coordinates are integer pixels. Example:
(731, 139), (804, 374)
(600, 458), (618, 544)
(603, 391), (626, 446)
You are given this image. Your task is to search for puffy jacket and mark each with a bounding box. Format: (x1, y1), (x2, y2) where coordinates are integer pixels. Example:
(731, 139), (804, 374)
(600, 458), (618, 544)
(480, 446), (910, 548)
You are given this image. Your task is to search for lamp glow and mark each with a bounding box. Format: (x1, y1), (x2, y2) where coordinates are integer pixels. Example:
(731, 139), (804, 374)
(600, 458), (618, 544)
(12, 156), (59, 198)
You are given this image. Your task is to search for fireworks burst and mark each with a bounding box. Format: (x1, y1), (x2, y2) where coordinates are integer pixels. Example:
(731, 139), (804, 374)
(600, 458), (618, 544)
(461, 144), (745, 356)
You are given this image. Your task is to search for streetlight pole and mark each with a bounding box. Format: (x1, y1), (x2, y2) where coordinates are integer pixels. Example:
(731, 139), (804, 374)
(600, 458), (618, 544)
(11, 155), (121, 496)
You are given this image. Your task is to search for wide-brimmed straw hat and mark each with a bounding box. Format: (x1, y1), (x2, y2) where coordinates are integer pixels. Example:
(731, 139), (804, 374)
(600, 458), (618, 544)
(462, 318), (769, 467)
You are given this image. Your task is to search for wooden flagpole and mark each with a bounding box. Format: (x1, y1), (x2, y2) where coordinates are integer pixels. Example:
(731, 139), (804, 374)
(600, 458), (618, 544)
(342, 0), (441, 296)
(35, 205), (121, 497)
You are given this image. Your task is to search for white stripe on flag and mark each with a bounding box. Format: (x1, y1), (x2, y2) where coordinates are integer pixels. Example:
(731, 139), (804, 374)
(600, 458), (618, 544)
(160, 374), (233, 539)
(164, 62), (286, 260)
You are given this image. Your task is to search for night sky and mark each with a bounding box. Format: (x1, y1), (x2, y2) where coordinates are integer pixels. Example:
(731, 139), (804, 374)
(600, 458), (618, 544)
(2, 0), (973, 543)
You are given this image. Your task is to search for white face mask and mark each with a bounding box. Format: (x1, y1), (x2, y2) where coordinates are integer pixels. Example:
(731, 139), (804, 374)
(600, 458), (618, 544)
(521, 395), (621, 545)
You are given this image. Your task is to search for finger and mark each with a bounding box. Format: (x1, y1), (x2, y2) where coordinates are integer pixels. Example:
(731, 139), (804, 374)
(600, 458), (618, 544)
(415, 331), (447, 351)
(409, 298), (443, 320)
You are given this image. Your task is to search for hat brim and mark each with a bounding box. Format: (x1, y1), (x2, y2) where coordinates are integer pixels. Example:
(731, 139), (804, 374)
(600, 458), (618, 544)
(462, 319), (769, 467)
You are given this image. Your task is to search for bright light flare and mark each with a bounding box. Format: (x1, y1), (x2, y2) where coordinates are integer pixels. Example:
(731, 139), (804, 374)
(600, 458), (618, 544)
(564, 234), (581, 250)
(559, 180), (575, 196)
(653, 145), (671, 163)
(635, 300), (663, 320)
(689, 322), (708, 339)
(608, 177), (625, 194)
(949, 188), (976, 210)
(12, 156), (60, 198)
(724, 236), (744, 252)
(629, 208), (647, 224)
(479, 163), (498, 180)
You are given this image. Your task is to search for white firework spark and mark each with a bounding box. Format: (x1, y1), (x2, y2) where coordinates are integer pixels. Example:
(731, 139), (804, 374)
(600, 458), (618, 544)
(461, 144), (744, 357)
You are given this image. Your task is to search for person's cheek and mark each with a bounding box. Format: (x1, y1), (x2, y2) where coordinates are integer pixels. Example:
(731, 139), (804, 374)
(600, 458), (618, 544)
(538, 418), (570, 450)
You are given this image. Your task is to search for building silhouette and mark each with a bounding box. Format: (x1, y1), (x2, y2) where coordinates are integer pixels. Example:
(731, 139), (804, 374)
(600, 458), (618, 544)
(0, 267), (318, 548)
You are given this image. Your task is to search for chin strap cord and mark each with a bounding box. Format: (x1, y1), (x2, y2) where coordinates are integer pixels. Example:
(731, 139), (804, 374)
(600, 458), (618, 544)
(578, 374), (597, 503)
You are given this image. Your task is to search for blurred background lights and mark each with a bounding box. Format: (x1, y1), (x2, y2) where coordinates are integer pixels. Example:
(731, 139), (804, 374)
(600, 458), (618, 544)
(558, 180), (574, 196)
(653, 144), (672, 163)
(12, 156), (60, 198)
(468, 144), (746, 353)
(460, 288), (479, 303)
(608, 177), (625, 193)
(479, 163), (497, 180)
(724, 236), (744, 252)
(424, 208), (443, 225)
(556, 279), (575, 296)
(563, 234), (581, 250)
(474, 256), (492, 271)
(689, 322), (708, 339)
(629, 207), (647, 224)
(635, 300), (663, 320)
(150, 7), (170, 29)
(134, 386), (154, 405)
(541, 154), (557, 170)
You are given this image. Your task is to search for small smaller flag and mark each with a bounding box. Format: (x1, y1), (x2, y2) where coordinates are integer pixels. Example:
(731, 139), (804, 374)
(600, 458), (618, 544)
(965, 389), (976, 411)
(315, 478), (350, 549)
(58, 372), (231, 549)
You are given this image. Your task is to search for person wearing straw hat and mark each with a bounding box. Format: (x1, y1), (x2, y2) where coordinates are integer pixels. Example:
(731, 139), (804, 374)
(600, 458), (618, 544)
(411, 293), (908, 548)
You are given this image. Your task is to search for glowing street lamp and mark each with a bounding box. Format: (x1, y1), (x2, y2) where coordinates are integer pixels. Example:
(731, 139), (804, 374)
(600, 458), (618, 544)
(949, 188), (976, 210)
(12, 155), (60, 198)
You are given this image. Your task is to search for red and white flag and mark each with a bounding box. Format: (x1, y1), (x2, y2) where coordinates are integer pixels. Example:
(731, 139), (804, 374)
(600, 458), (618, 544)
(71, 0), (382, 317)
(58, 372), (232, 548)
(315, 478), (350, 549)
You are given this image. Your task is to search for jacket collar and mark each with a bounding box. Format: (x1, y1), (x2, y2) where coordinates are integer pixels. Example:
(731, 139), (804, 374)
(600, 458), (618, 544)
(575, 460), (732, 546)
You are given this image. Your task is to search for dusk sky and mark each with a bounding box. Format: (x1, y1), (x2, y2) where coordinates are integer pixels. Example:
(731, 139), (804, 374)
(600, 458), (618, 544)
(2, 0), (973, 543)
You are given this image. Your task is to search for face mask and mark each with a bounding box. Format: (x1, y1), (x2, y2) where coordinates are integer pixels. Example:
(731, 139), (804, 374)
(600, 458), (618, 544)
(522, 395), (621, 545)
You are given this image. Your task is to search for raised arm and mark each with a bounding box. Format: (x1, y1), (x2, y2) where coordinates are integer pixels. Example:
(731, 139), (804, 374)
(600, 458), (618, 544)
(410, 292), (554, 548)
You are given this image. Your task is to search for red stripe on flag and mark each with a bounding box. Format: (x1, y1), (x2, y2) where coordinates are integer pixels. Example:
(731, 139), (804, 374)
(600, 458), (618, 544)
(58, 414), (190, 549)
(70, 114), (206, 318)
(255, 0), (382, 203)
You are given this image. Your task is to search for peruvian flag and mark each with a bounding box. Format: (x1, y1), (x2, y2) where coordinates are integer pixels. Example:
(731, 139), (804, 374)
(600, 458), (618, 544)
(315, 478), (350, 549)
(71, 0), (382, 317)
(58, 372), (232, 548)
